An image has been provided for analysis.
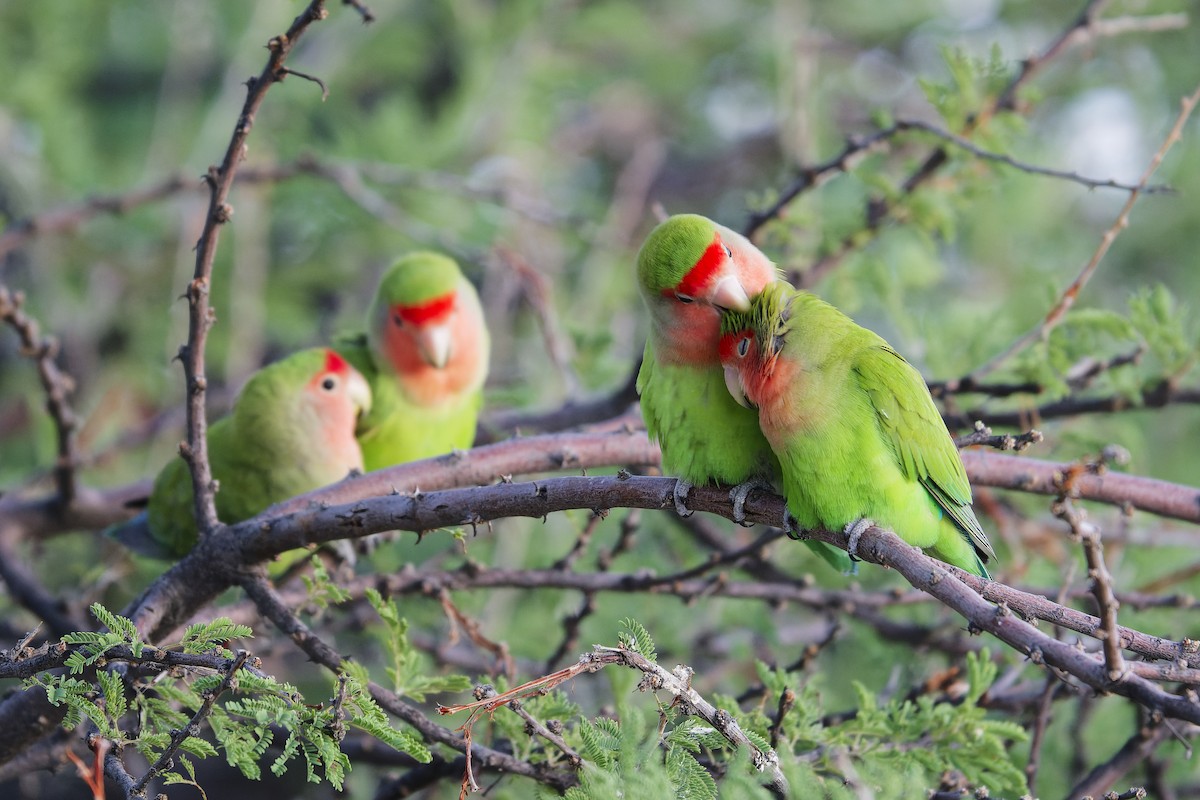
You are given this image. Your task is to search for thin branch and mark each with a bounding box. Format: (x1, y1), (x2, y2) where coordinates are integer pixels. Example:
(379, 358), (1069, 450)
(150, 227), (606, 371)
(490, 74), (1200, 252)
(892, 117), (1172, 194)
(491, 245), (582, 399)
(964, 84), (1200, 383)
(178, 0), (333, 535)
(953, 422), (1043, 452)
(479, 364), (641, 441)
(594, 646), (789, 796)
(0, 526), (82, 636)
(1067, 719), (1171, 800)
(0, 285), (79, 503)
(1062, 499), (1127, 682)
(945, 381), (1200, 430)
(341, 0), (376, 23)
(130, 650), (254, 795)
(101, 743), (137, 800)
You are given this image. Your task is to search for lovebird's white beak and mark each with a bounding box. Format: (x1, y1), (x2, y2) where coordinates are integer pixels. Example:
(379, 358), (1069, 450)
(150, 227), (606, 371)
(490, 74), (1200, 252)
(723, 364), (753, 409)
(708, 275), (750, 312)
(347, 368), (373, 417)
(416, 322), (453, 369)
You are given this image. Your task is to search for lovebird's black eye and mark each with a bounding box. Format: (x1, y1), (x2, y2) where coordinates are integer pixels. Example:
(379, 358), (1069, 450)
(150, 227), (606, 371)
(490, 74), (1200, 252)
(737, 338), (750, 357)
(321, 376), (338, 391)
(674, 293), (694, 304)
(723, 244), (732, 258)
(392, 313), (405, 327)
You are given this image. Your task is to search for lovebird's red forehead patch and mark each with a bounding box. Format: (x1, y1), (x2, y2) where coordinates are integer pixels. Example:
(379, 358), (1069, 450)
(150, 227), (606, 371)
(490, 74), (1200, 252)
(717, 330), (748, 363)
(393, 292), (456, 325)
(324, 349), (350, 374)
(667, 233), (725, 299)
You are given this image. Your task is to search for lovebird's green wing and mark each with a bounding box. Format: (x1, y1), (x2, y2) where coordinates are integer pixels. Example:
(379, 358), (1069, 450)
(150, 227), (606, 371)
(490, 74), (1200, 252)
(852, 344), (994, 576)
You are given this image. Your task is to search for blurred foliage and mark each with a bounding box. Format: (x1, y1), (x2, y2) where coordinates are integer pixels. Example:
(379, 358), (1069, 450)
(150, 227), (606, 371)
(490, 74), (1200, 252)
(2, 0), (1200, 798)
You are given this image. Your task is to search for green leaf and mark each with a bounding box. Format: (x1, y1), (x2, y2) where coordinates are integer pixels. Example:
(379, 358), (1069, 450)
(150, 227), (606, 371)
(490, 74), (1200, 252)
(617, 618), (657, 663)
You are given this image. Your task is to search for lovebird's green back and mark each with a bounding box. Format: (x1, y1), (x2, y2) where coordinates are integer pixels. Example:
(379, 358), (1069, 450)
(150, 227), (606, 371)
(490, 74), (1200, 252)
(727, 283), (993, 577)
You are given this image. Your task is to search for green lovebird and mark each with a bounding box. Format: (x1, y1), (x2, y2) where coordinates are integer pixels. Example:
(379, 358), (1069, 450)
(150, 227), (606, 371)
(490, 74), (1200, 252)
(718, 281), (995, 577)
(336, 252), (490, 472)
(635, 214), (851, 573)
(115, 347), (371, 559)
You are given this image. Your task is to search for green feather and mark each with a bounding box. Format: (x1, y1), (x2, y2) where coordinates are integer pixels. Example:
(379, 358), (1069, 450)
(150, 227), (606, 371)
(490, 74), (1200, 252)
(338, 252), (489, 471)
(125, 348), (369, 559)
(724, 282), (994, 577)
(637, 217), (851, 573)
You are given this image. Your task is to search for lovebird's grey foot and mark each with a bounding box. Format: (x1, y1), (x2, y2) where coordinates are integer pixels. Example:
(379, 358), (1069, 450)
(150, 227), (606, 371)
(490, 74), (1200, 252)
(844, 517), (876, 560)
(673, 478), (694, 518)
(728, 479), (774, 526)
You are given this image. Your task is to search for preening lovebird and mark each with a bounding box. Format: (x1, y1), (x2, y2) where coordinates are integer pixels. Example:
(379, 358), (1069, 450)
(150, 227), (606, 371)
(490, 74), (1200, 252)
(336, 252), (489, 472)
(719, 281), (995, 577)
(635, 214), (852, 573)
(112, 348), (371, 558)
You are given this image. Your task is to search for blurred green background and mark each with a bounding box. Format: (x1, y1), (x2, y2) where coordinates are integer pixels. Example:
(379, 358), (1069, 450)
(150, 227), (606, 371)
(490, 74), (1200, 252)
(1, 1), (1198, 797)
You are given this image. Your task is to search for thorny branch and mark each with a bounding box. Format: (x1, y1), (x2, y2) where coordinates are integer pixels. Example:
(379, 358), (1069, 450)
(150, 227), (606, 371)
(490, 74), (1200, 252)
(178, 0), (335, 535)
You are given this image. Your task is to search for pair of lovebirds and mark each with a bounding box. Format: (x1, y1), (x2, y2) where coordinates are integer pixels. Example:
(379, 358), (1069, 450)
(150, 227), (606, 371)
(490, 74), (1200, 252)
(129, 253), (489, 558)
(637, 214), (995, 578)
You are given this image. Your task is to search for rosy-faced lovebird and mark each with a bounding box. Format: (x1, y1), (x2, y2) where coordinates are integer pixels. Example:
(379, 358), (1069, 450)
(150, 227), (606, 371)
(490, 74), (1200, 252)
(719, 281), (995, 577)
(136, 348), (371, 558)
(336, 252), (489, 471)
(635, 214), (851, 573)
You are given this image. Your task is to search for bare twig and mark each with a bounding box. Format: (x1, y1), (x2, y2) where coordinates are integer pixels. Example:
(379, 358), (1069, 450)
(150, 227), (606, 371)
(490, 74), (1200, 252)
(892, 118), (1171, 194)
(492, 245), (582, 398)
(1067, 718), (1170, 800)
(0, 285), (79, 503)
(177, 0), (334, 535)
(597, 646), (788, 795)
(944, 381), (1200, 430)
(341, 0), (375, 23)
(964, 84), (1200, 383)
(953, 422), (1043, 452)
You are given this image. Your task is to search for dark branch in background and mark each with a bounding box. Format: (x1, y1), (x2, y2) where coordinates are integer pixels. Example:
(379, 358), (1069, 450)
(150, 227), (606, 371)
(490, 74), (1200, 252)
(1067, 717), (1169, 800)
(962, 84), (1200, 384)
(890, 118), (1172, 194)
(0, 285), (79, 504)
(953, 422), (1042, 452)
(341, 0), (376, 23)
(178, 0), (334, 535)
(945, 380), (1200, 430)
(492, 245), (582, 399)
(479, 364), (640, 441)
(930, 347), (1145, 400)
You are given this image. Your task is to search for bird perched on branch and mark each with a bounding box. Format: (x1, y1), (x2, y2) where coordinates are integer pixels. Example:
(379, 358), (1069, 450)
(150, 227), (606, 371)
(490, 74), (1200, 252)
(111, 348), (371, 558)
(719, 281), (995, 577)
(336, 252), (490, 471)
(635, 214), (851, 572)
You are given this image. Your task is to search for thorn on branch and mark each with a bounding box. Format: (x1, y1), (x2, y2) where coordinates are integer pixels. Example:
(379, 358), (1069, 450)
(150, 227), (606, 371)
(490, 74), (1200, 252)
(279, 67), (330, 100)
